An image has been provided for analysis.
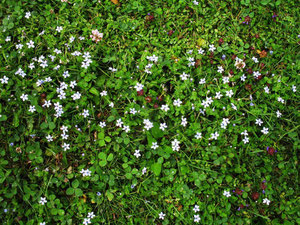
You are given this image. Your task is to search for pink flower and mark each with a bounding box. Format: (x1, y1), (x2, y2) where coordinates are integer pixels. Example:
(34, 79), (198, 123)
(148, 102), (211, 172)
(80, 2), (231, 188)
(90, 30), (103, 43)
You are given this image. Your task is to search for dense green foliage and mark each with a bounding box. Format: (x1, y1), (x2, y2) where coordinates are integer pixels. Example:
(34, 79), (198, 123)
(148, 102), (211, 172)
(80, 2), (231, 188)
(0, 0), (299, 224)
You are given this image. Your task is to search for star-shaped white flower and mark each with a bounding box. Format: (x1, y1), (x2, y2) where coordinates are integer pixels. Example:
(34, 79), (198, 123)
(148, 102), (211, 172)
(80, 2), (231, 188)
(223, 190), (231, 197)
(173, 99), (182, 107)
(134, 150), (141, 158)
(263, 198), (270, 205)
(193, 204), (200, 213)
(161, 104), (169, 112)
(158, 212), (165, 220)
(39, 197), (47, 205)
(261, 127), (269, 135)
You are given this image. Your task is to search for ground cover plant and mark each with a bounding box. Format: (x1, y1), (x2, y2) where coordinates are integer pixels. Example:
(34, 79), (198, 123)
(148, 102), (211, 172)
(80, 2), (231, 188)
(0, 0), (299, 224)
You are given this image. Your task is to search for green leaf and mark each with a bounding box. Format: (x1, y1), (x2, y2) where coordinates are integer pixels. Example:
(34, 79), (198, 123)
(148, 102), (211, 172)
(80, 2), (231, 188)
(98, 152), (106, 160)
(75, 188), (83, 197)
(107, 153), (114, 161)
(106, 191), (114, 201)
(40, 122), (48, 129)
(72, 179), (79, 188)
(49, 122), (56, 130)
(151, 123), (164, 138)
(261, 0), (270, 5)
(125, 173), (132, 179)
(107, 115), (115, 122)
(66, 187), (74, 195)
(199, 174), (207, 181)
(99, 160), (107, 167)
(151, 163), (162, 176)
(89, 87), (99, 96)
(0, 115), (7, 121)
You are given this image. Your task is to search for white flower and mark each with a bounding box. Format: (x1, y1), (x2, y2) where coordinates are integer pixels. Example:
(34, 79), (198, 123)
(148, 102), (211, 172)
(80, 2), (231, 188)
(194, 214), (201, 223)
(193, 0), (199, 5)
(292, 85), (297, 92)
(215, 91), (223, 99)
(109, 102), (114, 107)
(16, 43), (24, 50)
(173, 99), (182, 107)
(231, 103), (237, 110)
(217, 66), (224, 73)
(56, 26), (63, 32)
(62, 71), (70, 78)
(108, 67), (117, 72)
(193, 204), (200, 213)
(255, 118), (263, 126)
(25, 11), (31, 19)
(171, 139), (180, 151)
(28, 105), (36, 113)
(276, 110), (282, 118)
(130, 108), (137, 115)
(210, 132), (219, 140)
(151, 142), (159, 150)
(240, 74), (246, 82)
(161, 104), (169, 112)
(0, 76), (9, 84)
(143, 119), (153, 130)
(225, 89), (234, 98)
(253, 71), (261, 79)
(209, 44), (216, 52)
(40, 222), (46, 225)
(223, 76), (230, 84)
(99, 122), (106, 128)
(29, 63), (35, 70)
(142, 167), (147, 175)
(261, 127), (269, 135)
(199, 78), (206, 84)
(242, 136), (249, 144)
(100, 90), (107, 96)
(180, 72), (190, 81)
(26, 40), (35, 48)
(195, 132), (202, 139)
(241, 130), (248, 136)
(20, 93), (28, 101)
(82, 109), (89, 118)
(116, 119), (123, 127)
(158, 212), (165, 220)
(80, 169), (92, 177)
(70, 81), (77, 89)
(62, 143), (70, 151)
(46, 135), (53, 142)
(60, 125), (68, 134)
(43, 100), (51, 108)
(223, 190), (231, 197)
(252, 57), (259, 63)
(134, 149), (141, 158)
(146, 54), (158, 63)
(134, 83), (144, 92)
(39, 197), (47, 205)
(277, 97), (285, 104)
(181, 116), (188, 127)
(160, 123), (167, 131)
(87, 212), (95, 219)
(221, 118), (230, 129)
(263, 198), (270, 205)
(45, 77), (52, 82)
(72, 92), (81, 100)
(83, 218), (91, 225)
(123, 125), (130, 133)
(198, 48), (204, 54)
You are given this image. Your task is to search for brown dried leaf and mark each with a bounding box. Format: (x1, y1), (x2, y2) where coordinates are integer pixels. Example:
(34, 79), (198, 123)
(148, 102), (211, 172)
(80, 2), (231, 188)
(110, 0), (119, 5)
